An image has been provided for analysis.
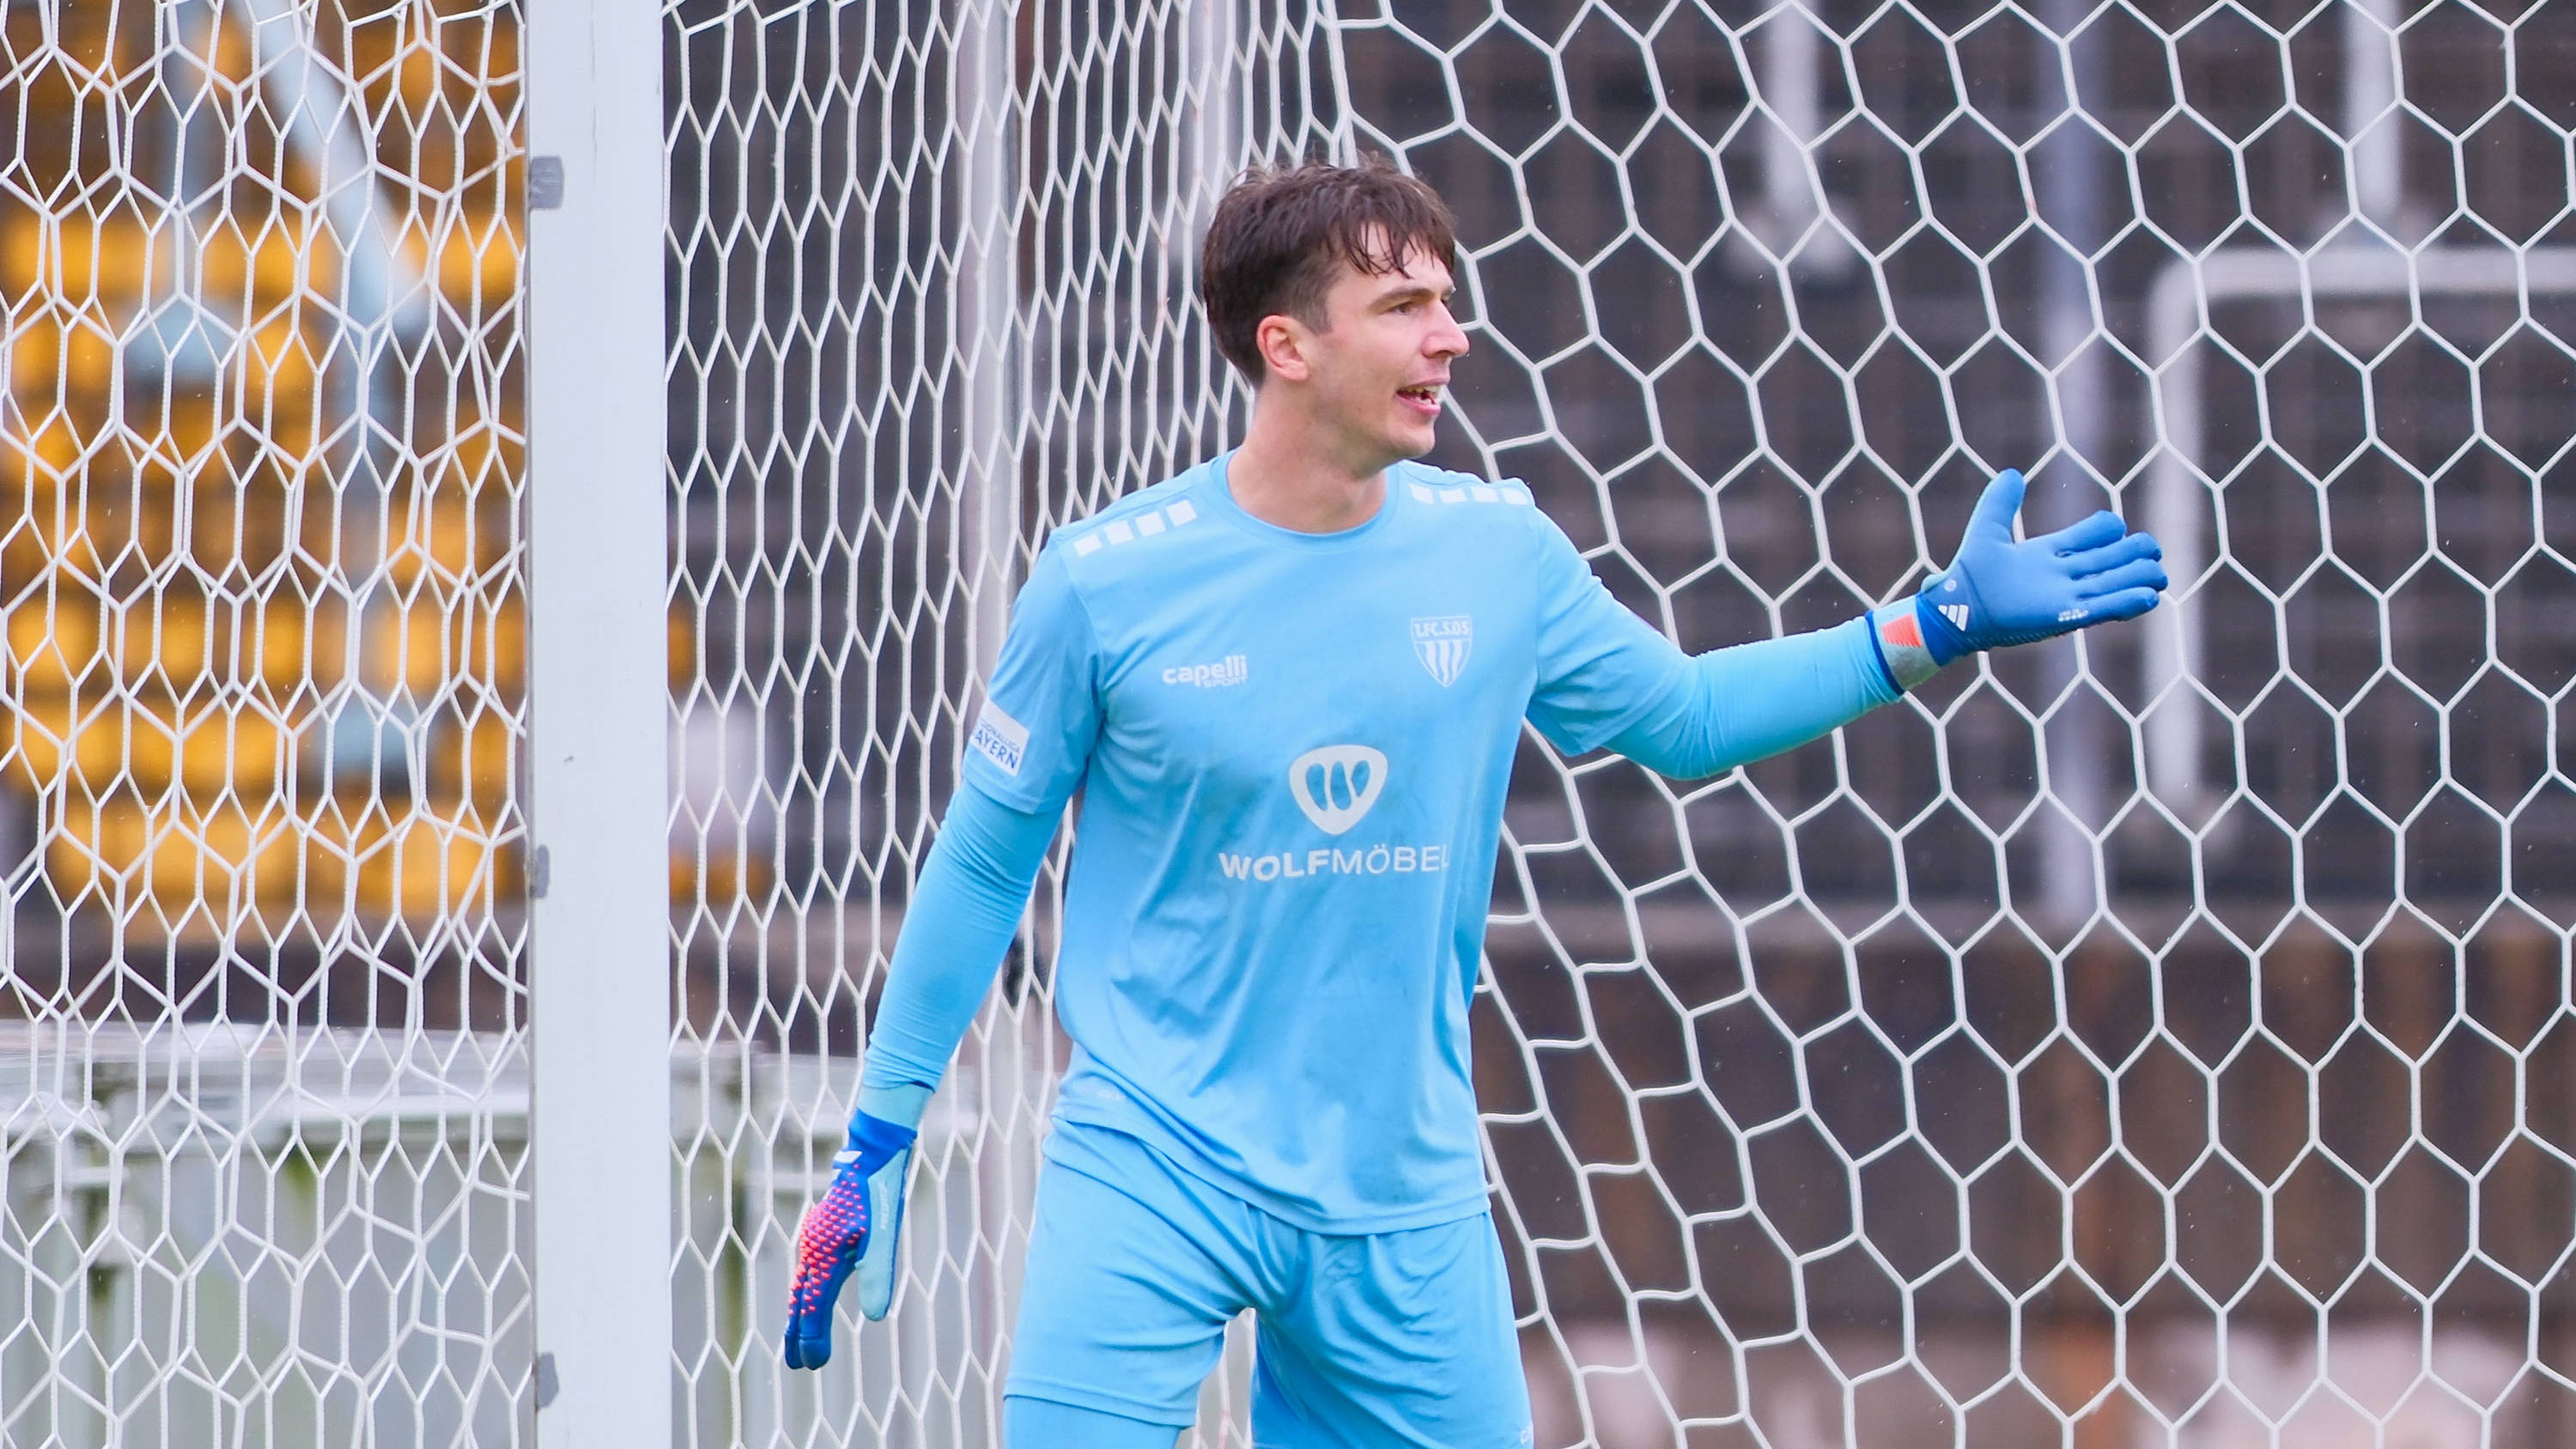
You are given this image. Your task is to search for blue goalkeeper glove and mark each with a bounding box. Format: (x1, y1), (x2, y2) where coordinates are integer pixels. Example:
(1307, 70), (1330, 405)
(783, 1086), (927, 1370)
(1908, 469), (2166, 666)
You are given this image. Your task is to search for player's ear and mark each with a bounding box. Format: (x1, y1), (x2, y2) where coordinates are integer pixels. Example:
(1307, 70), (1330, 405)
(1255, 313), (1311, 384)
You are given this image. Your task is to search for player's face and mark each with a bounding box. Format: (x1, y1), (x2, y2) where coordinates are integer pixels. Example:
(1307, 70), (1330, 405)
(1300, 246), (1468, 466)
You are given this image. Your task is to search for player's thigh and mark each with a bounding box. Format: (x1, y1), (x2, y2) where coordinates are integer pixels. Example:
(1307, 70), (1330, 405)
(1004, 1393), (1183, 1449)
(1250, 1212), (1531, 1449)
(1005, 1146), (1255, 1429)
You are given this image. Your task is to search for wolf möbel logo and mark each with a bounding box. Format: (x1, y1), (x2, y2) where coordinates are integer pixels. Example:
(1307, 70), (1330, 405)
(1289, 745), (1387, 835)
(1411, 615), (1472, 687)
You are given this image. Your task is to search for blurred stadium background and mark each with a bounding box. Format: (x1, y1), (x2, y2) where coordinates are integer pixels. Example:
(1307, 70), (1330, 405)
(3, 0), (2574, 1445)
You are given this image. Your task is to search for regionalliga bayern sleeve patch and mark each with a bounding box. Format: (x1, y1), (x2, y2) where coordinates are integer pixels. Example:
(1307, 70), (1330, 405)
(968, 701), (1030, 776)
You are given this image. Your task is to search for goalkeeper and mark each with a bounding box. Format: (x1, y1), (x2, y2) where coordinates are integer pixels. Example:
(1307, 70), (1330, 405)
(786, 158), (2166, 1447)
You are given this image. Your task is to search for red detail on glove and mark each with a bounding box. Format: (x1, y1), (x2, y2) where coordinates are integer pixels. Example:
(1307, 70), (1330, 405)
(789, 1175), (869, 1317)
(1880, 610), (1923, 650)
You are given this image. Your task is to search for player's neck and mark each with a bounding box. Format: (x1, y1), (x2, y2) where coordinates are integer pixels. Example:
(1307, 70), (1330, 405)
(1229, 400), (1392, 534)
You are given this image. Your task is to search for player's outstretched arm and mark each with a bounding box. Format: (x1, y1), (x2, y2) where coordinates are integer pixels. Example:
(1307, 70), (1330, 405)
(782, 782), (1057, 1370)
(1598, 470), (2164, 780)
(1604, 622), (1903, 779)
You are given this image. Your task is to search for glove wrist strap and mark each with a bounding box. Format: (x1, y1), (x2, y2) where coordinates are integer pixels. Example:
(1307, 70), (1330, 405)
(856, 1081), (932, 1134)
(1868, 602), (1945, 691)
(845, 1085), (927, 1160)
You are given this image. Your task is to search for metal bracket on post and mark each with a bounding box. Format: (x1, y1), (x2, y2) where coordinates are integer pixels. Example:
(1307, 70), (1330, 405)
(524, 1), (670, 1446)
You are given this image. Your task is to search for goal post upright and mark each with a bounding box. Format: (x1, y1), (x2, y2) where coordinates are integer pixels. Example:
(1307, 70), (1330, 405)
(524, 0), (673, 1445)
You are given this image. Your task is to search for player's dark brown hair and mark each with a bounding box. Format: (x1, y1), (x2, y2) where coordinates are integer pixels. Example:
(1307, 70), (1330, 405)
(1198, 156), (1460, 381)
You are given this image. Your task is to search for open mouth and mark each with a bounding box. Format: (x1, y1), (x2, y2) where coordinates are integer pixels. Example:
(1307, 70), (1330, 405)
(1397, 384), (1443, 413)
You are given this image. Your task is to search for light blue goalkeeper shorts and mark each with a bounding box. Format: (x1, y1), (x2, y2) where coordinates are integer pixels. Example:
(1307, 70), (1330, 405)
(1002, 1120), (1534, 1449)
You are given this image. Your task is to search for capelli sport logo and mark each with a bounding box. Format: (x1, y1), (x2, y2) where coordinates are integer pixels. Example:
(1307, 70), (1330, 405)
(1289, 745), (1385, 835)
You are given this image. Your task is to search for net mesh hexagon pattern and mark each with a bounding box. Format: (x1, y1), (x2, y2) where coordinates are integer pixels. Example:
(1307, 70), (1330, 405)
(0, 2), (528, 1446)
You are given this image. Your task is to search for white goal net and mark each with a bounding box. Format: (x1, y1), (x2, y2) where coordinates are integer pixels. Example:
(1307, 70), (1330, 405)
(6, 0), (2574, 1446)
(0, 1), (527, 1446)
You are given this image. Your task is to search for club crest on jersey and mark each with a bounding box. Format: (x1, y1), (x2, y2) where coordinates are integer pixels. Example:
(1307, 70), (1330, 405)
(1410, 616), (1473, 687)
(1289, 745), (1386, 835)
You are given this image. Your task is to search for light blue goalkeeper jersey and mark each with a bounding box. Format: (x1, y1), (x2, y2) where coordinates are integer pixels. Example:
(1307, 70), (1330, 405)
(961, 452), (1701, 1232)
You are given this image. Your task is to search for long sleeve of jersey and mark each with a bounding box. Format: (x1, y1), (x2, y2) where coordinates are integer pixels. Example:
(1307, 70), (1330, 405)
(1516, 508), (1913, 781)
(1602, 617), (1900, 780)
(857, 780), (1060, 1094)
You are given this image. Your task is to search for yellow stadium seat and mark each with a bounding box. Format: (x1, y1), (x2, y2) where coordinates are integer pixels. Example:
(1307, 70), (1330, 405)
(7, 309), (117, 432)
(237, 319), (325, 460)
(673, 851), (772, 910)
(312, 798), (495, 919)
(384, 481), (474, 582)
(0, 409), (82, 484)
(72, 701), (163, 794)
(44, 790), (305, 934)
(172, 797), (303, 923)
(2, 691), (79, 787)
(1, 3), (522, 941)
(361, 590), (515, 699)
(46, 789), (149, 902)
(393, 813), (498, 920)
(5, 588), (103, 700)
(187, 466), (298, 573)
(435, 216), (519, 310)
(172, 702), (289, 801)
(422, 708), (515, 819)
(303, 794), (394, 916)
(0, 211), (35, 297)
(199, 217), (339, 318)
(9, 210), (158, 313)
(115, 589), (210, 685)
(463, 592), (525, 689)
(265, 591), (349, 698)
